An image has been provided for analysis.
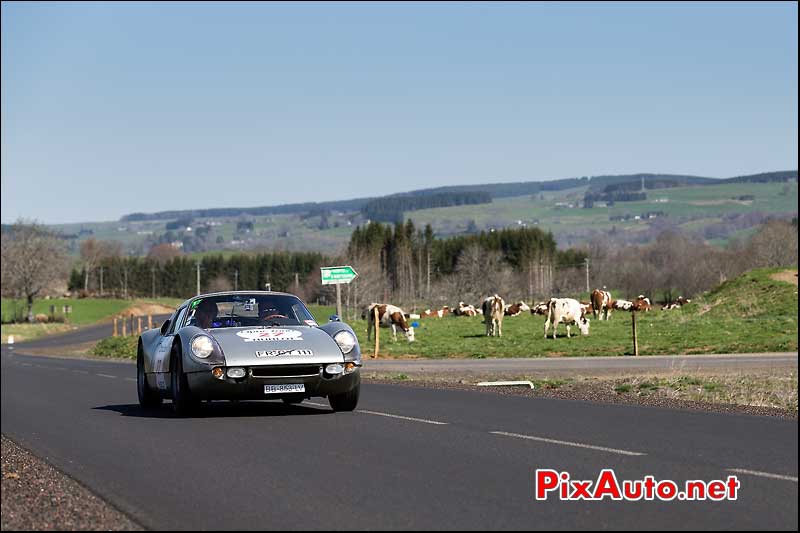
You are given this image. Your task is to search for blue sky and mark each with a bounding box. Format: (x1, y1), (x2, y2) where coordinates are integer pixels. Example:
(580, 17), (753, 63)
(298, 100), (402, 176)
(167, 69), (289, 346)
(1, 1), (797, 224)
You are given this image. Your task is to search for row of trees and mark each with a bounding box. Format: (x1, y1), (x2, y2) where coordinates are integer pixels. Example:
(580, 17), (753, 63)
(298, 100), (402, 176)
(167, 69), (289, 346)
(587, 219), (798, 302)
(360, 192), (492, 223)
(3, 217), (796, 323)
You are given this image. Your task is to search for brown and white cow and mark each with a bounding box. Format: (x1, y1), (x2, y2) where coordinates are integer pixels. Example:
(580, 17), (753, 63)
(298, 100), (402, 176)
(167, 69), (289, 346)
(504, 301), (531, 317)
(454, 302), (480, 316)
(590, 289), (613, 320)
(612, 299), (634, 311)
(662, 296), (691, 310)
(632, 295), (652, 312)
(530, 301), (550, 316)
(421, 306), (450, 318)
(481, 294), (505, 337)
(544, 298), (590, 339)
(365, 303), (415, 342)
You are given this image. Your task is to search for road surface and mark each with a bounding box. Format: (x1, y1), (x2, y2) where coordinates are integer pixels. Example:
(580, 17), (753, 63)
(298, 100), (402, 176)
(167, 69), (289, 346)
(1, 346), (796, 530)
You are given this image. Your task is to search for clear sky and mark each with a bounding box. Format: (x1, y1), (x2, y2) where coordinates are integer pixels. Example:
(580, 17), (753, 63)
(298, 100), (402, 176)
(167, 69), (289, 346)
(1, 1), (797, 224)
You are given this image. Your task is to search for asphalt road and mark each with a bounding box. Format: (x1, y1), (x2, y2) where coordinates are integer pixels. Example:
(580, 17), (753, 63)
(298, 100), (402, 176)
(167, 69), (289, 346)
(1, 347), (797, 530)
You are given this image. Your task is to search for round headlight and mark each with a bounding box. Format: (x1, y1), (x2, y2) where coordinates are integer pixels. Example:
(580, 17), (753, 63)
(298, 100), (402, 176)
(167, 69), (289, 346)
(333, 330), (357, 354)
(191, 335), (215, 358)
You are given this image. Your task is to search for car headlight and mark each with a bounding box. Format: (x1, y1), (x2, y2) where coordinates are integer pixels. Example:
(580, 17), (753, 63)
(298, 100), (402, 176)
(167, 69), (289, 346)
(191, 335), (215, 358)
(333, 330), (357, 354)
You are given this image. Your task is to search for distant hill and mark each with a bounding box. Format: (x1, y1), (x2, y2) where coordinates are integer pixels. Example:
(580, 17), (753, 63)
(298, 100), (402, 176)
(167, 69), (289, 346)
(118, 170), (797, 223)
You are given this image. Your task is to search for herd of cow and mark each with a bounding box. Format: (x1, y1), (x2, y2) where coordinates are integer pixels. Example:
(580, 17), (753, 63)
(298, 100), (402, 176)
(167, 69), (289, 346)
(361, 291), (692, 342)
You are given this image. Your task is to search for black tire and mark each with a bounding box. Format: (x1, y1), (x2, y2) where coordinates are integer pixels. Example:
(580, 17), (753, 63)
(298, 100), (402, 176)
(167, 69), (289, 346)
(137, 345), (162, 408)
(171, 347), (198, 416)
(329, 383), (360, 412)
(282, 394), (305, 405)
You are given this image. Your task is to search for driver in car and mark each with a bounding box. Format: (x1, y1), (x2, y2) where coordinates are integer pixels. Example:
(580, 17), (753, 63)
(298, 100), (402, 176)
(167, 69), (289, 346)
(193, 299), (219, 329)
(258, 299), (290, 323)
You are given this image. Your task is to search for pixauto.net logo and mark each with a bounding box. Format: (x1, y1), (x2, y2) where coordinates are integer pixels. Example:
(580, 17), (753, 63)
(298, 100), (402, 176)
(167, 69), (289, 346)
(534, 469), (740, 501)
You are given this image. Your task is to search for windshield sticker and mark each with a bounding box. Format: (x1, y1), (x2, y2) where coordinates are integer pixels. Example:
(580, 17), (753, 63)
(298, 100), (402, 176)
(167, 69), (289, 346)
(255, 349), (314, 357)
(304, 320), (318, 327)
(190, 299), (201, 309)
(236, 329), (303, 342)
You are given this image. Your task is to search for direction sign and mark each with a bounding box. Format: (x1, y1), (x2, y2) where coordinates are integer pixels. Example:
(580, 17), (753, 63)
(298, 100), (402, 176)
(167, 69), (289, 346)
(320, 265), (358, 285)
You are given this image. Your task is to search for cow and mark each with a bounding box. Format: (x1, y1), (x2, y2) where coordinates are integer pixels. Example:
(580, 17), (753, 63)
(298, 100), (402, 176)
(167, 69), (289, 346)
(364, 303), (415, 342)
(612, 299), (634, 311)
(481, 294), (505, 337)
(544, 298), (590, 339)
(579, 301), (593, 315)
(504, 301), (531, 316)
(421, 306), (450, 318)
(590, 289), (613, 320)
(530, 301), (550, 316)
(632, 295), (652, 312)
(662, 296), (691, 310)
(454, 302), (480, 316)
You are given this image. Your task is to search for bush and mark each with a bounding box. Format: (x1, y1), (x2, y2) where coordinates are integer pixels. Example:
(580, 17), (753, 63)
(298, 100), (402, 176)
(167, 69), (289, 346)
(91, 336), (138, 359)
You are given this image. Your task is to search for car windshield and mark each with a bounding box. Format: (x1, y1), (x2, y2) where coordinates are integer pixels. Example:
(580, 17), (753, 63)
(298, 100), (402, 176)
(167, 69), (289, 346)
(183, 294), (317, 329)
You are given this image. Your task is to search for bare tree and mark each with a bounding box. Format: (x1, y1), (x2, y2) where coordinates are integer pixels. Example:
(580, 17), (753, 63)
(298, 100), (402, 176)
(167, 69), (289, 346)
(79, 238), (122, 292)
(1, 221), (70, 322)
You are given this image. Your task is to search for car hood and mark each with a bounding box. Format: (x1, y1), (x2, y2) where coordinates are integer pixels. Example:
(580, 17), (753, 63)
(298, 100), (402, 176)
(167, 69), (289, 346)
(209, 326), (345, 366)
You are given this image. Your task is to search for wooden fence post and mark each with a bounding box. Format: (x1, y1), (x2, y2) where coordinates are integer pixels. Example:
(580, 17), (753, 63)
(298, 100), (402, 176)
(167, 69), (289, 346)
(632, 311), (639, 356)
(113, 317), (118, 337)
(121, 317), (127, 337)
(147, 315), (153, 331)
(373, 306), (380, 359)
(137, 317), (142, 336)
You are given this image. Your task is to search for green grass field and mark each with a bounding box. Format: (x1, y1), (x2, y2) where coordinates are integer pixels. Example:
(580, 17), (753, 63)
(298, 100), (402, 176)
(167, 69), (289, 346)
(346, 268), (798, 358)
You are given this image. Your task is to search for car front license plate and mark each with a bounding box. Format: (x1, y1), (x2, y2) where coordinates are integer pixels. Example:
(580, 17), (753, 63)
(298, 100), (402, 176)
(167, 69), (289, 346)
(264, 384), (305, 394)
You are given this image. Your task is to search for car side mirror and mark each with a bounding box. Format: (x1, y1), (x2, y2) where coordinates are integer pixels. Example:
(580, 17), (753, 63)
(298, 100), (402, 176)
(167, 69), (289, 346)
(160, 319), (171, 335)
(329, 315), (341, 322)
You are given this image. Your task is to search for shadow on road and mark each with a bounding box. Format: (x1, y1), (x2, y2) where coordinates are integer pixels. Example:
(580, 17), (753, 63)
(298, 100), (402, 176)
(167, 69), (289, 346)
(93, 401), (332, 419)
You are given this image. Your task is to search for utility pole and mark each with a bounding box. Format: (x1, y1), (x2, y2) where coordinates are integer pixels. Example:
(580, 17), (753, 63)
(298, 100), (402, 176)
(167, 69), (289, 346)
(99, 266), (104, 296)
(196, 261), (201, 296)
(234, 269), (239, 291)
(585, 258), (590, 294)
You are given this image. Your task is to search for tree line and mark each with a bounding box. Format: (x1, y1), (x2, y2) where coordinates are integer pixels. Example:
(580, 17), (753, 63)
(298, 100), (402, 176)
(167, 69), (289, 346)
(360, 192), (492, 223)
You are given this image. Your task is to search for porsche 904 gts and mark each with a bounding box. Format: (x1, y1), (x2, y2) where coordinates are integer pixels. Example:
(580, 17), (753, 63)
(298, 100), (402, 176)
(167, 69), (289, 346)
(136, 291), (362, 414)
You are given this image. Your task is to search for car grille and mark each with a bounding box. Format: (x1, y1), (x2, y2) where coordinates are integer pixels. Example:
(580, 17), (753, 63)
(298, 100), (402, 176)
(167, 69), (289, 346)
(249, 365), (322, 378)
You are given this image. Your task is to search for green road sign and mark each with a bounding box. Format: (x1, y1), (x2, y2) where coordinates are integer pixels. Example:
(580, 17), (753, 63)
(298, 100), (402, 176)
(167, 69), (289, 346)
(320, 265), (358, 285)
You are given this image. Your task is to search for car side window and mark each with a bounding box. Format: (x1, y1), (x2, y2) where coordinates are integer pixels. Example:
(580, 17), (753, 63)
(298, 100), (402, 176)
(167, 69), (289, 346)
(168, 307), (188, 335)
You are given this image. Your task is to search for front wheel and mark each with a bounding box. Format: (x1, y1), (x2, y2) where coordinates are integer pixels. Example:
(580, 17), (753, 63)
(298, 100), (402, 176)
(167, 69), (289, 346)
(137, 346), (162, 408)
(329, 384), (360, 412)
(171, 350), (198, 416)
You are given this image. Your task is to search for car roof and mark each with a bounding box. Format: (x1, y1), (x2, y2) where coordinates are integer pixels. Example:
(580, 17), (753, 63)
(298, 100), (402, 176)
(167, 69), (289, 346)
(178, 291), (302, 308)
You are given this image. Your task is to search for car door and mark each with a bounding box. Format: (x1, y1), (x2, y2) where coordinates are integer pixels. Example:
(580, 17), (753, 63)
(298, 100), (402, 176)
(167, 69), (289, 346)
(153, 306), (188, 391)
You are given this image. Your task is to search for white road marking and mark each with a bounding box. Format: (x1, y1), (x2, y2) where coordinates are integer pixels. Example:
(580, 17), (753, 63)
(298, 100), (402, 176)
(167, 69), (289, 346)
(727, 468), (798, 483)
(72, 370), (89, 374)
(302, 402), (448, 425)
(490, 431), (646, 456)
(357, 410), (449, 425)
(21, 363), (32, 367)
(96, 373), (117, 379)
(124, 377), (137, 382)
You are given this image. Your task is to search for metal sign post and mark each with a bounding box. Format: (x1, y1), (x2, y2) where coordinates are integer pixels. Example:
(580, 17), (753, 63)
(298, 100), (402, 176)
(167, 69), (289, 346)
(320, 266), (358, 319)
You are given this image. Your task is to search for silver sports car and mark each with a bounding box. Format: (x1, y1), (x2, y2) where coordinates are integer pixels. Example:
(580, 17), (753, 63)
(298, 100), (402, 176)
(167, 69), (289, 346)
(137, 291), (362, 414)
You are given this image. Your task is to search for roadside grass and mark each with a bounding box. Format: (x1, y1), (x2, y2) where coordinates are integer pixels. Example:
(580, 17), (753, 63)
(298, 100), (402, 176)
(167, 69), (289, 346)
(346, 268), (797, 358)
(91, 336), (138, 360)
(609, 372), (798, 413)
(1, 323), (74, 344)
(1, 297), (181, 343)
